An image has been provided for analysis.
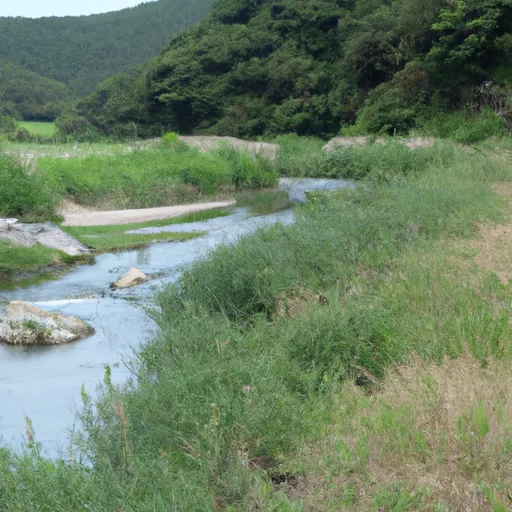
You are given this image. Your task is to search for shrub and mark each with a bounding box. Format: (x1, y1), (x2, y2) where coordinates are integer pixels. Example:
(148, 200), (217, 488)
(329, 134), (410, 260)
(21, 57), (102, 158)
(55, 114), (102, 142)
(350, 63), (430, 135)
(0, 115), (17, 135)
(9, 127), (32, 142)
(161, 131), (189, 153)
(162, 131), (180, 145)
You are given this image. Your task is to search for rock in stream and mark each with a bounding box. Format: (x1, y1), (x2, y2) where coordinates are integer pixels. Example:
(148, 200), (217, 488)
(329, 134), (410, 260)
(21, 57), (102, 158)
(0, 220), (90, 256)
(0, 301), (94, 345)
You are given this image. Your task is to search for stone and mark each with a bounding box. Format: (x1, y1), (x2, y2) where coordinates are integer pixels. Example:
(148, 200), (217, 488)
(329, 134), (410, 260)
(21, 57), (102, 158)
(111, 268), (148, 289)
(179, 136), (280, 161)
(0, 222), (90, 256)
(322, 136), (386, 152)
(0, 218), (19, 226)
(0, 301), (94, 345)
(322, 136), (436, 152)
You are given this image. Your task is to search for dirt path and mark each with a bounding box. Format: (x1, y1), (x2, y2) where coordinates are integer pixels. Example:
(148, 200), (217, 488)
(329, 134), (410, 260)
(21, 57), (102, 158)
(62, 200), (237, 227)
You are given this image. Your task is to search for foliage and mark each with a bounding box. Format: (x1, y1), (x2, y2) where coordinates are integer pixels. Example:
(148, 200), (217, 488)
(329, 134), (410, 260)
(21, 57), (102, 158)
(161, 131), (180, 145)
(76, 0), (512, 138)
(0, 153), (59, 221)
(55, 114), (102, 143)
(422, 107), (508, 144)
(0, 61), (69, 122)
(0, 0), (213, 120)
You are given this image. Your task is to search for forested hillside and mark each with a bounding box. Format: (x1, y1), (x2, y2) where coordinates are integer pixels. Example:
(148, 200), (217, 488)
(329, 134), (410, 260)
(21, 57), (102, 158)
(0, 61), (69, 121)
(77, 0), (512, 138)
(0, 0), (213, 120)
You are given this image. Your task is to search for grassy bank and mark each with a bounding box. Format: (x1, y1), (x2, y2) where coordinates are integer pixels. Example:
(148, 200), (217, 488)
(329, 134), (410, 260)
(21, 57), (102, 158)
(37, 146), (277, 211)
(62, 209), (230, 252)
(0, 242), (92, 290)
(0, 143), (279, 277)
(2, 141), (512, 510)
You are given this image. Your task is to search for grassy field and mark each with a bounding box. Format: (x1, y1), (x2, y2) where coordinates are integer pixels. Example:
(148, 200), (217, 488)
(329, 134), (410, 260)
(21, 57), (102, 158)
(2, 141), (512, 510)
(18, 122), (56, 137)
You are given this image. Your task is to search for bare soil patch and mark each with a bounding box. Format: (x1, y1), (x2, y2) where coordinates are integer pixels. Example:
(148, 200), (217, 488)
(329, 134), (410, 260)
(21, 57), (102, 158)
(62, 200), (236, 227)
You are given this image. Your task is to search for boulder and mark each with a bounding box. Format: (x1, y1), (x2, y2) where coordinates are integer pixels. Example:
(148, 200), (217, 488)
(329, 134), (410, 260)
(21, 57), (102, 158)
(0, 218), (19, 227)
(322, 136), (386, 152)
(0, 301), (94, 345)
(179, 136), (280, 161)
(111, 268), (148, 289)
(322, 136), (436, 152)
(0, 222), (90, 256)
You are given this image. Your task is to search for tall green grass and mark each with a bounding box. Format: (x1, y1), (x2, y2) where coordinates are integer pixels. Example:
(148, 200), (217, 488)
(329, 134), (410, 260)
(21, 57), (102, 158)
(421, 108), (507, 144)
(1, 143), (511, 510)
(164, 144), (502, 321)
(38, 146), (278, 210)
(274, 134), (463, 181)
(0, 153), (59, 221)
(273, 134), (325, 176)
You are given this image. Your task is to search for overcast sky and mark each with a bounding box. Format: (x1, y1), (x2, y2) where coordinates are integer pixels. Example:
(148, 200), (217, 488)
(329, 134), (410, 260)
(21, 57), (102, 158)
(0, 0), (155, 18)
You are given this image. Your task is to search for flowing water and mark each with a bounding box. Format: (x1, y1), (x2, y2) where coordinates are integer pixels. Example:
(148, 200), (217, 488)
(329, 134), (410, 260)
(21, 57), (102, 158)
(0, 179), (353, 455)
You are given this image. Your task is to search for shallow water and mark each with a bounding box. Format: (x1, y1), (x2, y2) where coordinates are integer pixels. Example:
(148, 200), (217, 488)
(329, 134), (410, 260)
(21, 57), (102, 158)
(0, 178), (352, 455)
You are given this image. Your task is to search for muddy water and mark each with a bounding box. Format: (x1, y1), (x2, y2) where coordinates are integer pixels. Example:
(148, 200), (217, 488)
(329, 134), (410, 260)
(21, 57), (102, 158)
(0, 179), (352, 455)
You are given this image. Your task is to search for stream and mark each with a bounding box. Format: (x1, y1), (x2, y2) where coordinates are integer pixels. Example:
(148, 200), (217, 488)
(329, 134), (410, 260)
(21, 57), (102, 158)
(0, 179), (353, 455)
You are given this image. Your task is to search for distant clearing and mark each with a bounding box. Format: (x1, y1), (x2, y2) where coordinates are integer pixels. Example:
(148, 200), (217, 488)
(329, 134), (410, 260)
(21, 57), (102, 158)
(19, 122), (56, 137)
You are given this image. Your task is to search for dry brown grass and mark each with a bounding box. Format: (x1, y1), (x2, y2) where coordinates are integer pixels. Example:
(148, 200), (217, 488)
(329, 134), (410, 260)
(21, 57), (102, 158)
(456, 183), (512, 283)
(273, 286), (327, 320)
(287, 354), (512, 511)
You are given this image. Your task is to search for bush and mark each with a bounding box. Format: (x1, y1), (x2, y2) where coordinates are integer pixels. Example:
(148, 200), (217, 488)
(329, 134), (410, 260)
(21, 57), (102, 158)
(0, 153), (59, 221)
(0, 115), (17, 135)
(161, 131), (189, 153)
(161, 131), (180, 145)
(351, 62), (431, 135)
(55, 114), (102, 142)
(9, 127), (32, 142)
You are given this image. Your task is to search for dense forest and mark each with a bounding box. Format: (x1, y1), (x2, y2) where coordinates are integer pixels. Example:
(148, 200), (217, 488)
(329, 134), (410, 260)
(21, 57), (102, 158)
(0, 0), (213, 120)
(0, 61), (69, 121)
(76, 0), (512, 139)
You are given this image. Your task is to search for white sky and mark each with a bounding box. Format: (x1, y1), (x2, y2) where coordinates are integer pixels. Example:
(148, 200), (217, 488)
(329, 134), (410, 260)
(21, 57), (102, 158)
(0, 0), (156, 18)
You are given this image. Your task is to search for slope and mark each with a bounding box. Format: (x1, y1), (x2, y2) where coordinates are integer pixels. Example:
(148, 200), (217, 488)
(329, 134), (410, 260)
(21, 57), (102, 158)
(0, 0), (213, 101)
(77, 0), (512, 139)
